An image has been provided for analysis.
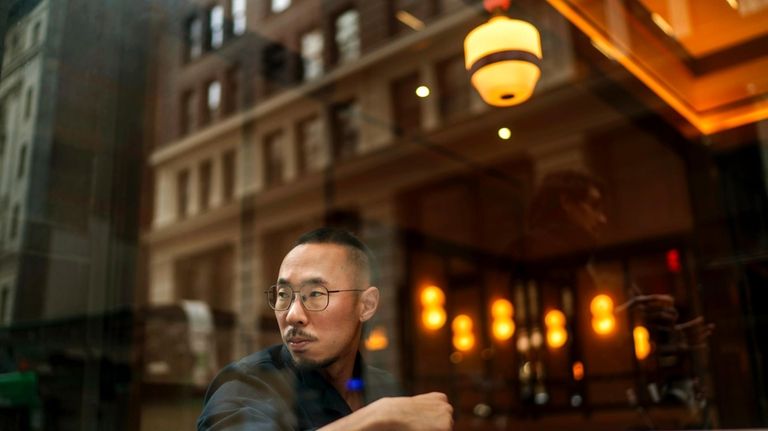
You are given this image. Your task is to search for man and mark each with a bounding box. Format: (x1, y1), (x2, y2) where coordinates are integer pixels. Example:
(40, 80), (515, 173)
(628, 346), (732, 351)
(198, 227), (453, 430)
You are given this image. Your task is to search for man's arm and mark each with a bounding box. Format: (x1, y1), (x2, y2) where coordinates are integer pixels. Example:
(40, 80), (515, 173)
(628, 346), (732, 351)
(319, 392), (453, 431)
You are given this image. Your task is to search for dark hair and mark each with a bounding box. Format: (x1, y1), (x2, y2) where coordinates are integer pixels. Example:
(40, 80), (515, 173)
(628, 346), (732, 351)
(294, 227), (379, 285)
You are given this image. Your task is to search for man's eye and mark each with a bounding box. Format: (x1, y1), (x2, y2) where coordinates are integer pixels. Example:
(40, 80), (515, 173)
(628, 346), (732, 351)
(276, 290), (291, 299)
(308, 290), (327, 298)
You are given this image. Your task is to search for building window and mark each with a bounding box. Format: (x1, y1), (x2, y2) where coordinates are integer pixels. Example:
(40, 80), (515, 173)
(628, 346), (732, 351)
(180, 90), (195, 136)
(209, 5), (225, 49)
(334, 9), (360, 64)
(17, 145), (27, 179)
(222, 150), (236, 201)
(262, 42), (289, 93)
(300, 29), (324, 81)
(204, 80), (221, 125)
(185, 15), (203, 60)
(330, 100), (359, 162)
(264, 130), (285, 187)
(10, 204), (19, 239)
(437, 54), (471, 120)
(24, 87), (33, 120)
(199, 160), (213, 211)
(390, 72), (422, 137)
(176, 169), (190, 218)
(297, 115), (328, 173)
(271, 0), (291, 14)
(231, 0), (247, 35)
(32, 21), (42, 45)
(224, 66), (240, 115)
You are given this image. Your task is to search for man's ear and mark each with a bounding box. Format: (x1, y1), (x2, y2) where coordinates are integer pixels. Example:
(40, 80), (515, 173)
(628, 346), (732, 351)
(359, 287), (379, 322)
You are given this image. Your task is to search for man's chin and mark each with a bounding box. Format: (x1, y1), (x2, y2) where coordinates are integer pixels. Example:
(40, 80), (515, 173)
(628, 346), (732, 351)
(290, 353), (336, 371)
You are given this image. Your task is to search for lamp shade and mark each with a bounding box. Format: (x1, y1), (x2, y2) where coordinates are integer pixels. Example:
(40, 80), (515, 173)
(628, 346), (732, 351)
(464, 16), (542, 107)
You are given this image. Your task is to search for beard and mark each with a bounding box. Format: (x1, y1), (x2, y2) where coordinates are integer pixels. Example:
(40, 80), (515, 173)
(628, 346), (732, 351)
(291, 353), (338, 371)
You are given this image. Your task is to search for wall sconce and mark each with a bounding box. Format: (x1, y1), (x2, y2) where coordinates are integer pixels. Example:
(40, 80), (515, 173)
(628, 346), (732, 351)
(491, 299), (515, 341)
(464, 0), (543, 107)
(590, 294), (616, 336)
(544, 309), (568, 348)
(420, 285), (447, 330)
(633, 326), (651, 360)
(452, 314), (476, 352)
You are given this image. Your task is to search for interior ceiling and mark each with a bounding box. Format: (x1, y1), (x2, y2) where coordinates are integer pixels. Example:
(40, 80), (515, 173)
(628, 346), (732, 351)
(547, 0), (768, 137)
(639, 0), (768, 57)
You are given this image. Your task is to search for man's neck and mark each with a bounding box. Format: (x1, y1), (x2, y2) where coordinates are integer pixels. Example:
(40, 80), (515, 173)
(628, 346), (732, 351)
(320, 348), (364, 411)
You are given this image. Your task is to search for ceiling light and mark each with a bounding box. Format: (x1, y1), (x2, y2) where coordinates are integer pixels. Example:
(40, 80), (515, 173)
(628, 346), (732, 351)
(498, 127), (512, 140)
(415, 85), (430, 98)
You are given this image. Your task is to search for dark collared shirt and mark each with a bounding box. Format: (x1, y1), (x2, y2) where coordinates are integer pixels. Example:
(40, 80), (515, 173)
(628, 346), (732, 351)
(197, 344), (401, 431)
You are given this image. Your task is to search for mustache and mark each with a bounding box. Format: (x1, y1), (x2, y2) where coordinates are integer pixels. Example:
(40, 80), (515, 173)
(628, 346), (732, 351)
(284, 327), (318, 341)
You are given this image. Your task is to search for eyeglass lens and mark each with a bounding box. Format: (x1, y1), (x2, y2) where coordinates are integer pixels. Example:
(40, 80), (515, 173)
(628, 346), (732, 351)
(268, 284), (329, 311)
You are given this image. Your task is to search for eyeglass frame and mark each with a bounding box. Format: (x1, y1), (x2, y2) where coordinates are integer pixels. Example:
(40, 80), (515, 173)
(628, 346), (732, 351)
(265, 283), (366, 312)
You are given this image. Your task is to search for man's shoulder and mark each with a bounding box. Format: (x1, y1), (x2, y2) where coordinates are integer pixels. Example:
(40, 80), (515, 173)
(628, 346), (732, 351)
(364, 364), (404, 399)
(230, 343), (288, 374)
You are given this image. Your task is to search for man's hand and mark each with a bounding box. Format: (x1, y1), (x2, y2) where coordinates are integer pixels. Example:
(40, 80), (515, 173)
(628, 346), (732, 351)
(320, 392), (454, 431)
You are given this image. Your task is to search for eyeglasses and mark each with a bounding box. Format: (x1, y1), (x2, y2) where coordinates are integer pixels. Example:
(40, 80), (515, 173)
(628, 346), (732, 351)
(265, 284), (365, 311)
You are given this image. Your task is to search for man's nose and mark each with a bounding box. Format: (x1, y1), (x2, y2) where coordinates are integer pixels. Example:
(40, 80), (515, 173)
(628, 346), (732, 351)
(285, 293), (308, 325)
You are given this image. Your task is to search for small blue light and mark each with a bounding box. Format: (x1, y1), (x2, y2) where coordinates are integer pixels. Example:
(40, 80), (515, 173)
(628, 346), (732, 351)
(346, 378), (364, 392)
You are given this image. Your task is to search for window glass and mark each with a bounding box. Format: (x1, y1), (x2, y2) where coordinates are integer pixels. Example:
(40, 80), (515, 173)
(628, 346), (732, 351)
(263, 130), (285, 186)
(297, 115), (327, 172)
(232, 0), (247, 35)
(330, 100), (359, 161)
(300, 29), (324, 80)
(209, 5), (225, 49)
(186, 15), (203, 60)
(334, 9), (360, 64)
(271, 0), (291, 14)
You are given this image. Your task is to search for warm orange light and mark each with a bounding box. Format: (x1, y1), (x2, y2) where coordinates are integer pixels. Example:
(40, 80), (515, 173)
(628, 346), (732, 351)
(491, 299), (513, 318)
(420, 286), (445, 306)
(572, 361), (584, 381)
(453, 334), (476, 352)
(452, 314), (475, 351)
(590, 295), (614, 315)
(365, 326), (389, 351)
(492, 320), (515, 341)
(420, 286), (447, 330)
(464, 16), (542, 107)
(544, 310), (568, 348)
(633, 326), (651, 360)
(544, 309), (565, 326)
(422, 308), (447, 331)
(590, 294), (616, 336)
(491, 299), (515, 341)
(591, 316), (616, 335)
(452, 314), (473, 332)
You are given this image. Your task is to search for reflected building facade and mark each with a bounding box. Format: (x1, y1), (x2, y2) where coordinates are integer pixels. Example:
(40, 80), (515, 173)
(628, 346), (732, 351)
(144, 0), (768, 430)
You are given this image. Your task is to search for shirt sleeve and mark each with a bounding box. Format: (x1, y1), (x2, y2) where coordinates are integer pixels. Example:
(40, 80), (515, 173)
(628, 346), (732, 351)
(197, 364), (298, 431)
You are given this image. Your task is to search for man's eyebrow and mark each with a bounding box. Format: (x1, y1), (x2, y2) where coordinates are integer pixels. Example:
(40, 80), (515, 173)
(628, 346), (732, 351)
(275, 277), (328, 287)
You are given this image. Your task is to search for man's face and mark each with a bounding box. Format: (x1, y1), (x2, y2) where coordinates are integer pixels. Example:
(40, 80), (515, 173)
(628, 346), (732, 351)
(275, 243), (365, 369)
(563, 186), (608, 238)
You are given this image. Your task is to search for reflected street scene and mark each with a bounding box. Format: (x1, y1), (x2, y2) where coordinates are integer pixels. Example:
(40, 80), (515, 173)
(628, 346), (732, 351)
(1, 0), (768, 429)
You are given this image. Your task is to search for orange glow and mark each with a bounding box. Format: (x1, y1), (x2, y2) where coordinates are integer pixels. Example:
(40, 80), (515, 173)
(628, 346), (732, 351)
(492, 320), (515, 341)
(452, 315), (475, 351)
(453, 334), (476, 352)
(464, 16), (542, 107)
(546, 0), (768, 135)
(420, 286), (447, 330)
(590, 295), (614, 315)
(633, 326), (652, 360)
(590, 295), (616, 335)
(491, 299), (515, 341)
(452, 315), (473, 332)
(545, 310), (568, 348)
(491, 299), (513, 318)
(544, 309), (565, 326)
(365, 326), (389, 351)
(591, 316), (616, 335)
(547, 327), (568, 348)
(572, 361), (584, 381)
(420, 286), (445, 306)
